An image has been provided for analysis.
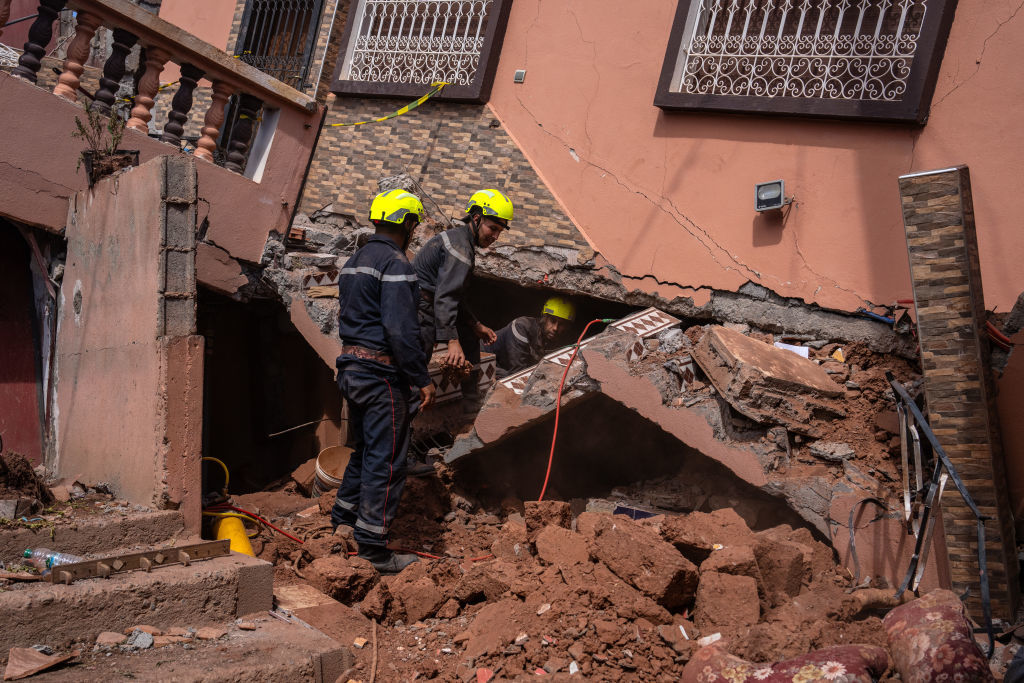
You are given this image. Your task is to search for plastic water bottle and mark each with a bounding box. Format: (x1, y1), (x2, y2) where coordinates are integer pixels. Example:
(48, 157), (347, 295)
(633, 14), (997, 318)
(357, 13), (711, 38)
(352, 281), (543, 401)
(23, 548), (83, 571)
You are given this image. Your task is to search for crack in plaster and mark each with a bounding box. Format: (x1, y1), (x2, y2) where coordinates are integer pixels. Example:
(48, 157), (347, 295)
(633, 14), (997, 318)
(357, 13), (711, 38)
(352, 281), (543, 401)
(930, 0), (1024, 111)
(509, 14), (879, 309)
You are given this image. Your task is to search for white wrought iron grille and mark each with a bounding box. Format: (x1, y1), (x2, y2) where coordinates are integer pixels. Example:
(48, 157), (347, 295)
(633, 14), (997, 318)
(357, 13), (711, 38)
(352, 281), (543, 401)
(341, 0), (493, 86)
(676, 0), (929, 101)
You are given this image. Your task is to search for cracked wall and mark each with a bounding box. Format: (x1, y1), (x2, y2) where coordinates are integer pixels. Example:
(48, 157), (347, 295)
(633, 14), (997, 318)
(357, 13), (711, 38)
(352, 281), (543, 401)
(484, 0), (1024, 315)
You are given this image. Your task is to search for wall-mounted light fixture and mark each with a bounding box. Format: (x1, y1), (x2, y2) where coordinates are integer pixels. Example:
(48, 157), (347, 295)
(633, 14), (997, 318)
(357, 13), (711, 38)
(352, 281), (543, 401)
(513, 69), (526, 84)
(754, 179), (793, 212)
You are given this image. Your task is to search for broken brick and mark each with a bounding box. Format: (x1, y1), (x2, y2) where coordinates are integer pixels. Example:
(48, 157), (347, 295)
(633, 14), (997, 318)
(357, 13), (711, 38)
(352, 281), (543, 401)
(694, 571), (760, 633)
(306, 555), (378, 604)
(699, 545), (763, 591)
(753, 537), (808, 599)
(490, 520), (532, 563)
(95, 632), (127, 647)
(386, 564), (444, 623)
(152, 635), (190, 647)
(534, 525), (590, 568)
(195, 627), (227, 641)
(123, 624), (162, 636)
(590, 515), (697, 610)
(660, 508), (754, 565)
(525, 500), (571, 540)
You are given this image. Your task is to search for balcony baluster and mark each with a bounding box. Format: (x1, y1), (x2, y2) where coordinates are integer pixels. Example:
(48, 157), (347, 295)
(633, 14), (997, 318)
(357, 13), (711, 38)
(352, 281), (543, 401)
(224, 94), (262, 174)
(160, 63), (203, 146)
(125, 46), (169, 132)
(53, 12), (102, 102)
(193, 80), (231, 163)
(12, 0), (67, 83)
(93, 27), (137, 113)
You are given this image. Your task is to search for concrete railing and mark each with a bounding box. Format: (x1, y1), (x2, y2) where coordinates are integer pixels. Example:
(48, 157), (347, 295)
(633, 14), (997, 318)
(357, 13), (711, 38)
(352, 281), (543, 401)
(2, 0), (319, 175)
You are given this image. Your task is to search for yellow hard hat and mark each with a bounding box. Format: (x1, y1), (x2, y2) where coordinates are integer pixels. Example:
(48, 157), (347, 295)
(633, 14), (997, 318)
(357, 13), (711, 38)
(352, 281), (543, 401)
(466, 189), (514, 223)
(542, 296), (575, 322)
(369, 189), (424, 225)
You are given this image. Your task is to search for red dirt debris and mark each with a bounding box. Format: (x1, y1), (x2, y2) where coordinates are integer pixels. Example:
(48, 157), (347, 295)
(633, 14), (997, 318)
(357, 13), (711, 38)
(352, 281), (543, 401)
(240, 472), (946, 682)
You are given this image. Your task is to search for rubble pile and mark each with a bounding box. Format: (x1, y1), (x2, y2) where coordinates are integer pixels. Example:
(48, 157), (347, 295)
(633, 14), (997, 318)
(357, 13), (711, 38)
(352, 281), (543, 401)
(243, 477), (925, 681)
(0, 453), (53, 520)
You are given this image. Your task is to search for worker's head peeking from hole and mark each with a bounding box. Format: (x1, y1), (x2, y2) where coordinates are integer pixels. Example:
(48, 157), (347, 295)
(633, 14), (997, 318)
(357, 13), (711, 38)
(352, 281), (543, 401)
(369, 189), (424, 251)
(465, 188), (513, 249)
(540, 296), (576, 344)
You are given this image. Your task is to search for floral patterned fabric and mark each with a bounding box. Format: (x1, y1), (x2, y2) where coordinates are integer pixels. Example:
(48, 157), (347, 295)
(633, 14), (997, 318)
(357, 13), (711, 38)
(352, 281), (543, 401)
(682, 644), (890, 683)
(882, 589), (994, 683)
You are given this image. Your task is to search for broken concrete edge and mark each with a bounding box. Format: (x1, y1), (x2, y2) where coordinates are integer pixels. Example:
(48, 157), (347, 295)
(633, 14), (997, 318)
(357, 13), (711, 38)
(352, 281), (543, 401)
(275, 209), (919, 357)
(475, 247), (918, 358)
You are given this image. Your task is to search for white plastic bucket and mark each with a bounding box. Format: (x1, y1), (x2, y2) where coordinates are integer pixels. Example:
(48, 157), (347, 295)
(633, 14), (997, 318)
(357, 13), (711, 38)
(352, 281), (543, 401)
(313, 445), (352, 496)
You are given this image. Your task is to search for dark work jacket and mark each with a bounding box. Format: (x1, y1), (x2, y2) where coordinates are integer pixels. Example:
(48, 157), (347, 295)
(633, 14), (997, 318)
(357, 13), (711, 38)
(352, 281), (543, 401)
(412, 221), (478, 341)
(336, 235), (431, 389)
(484, 316), (544, 378)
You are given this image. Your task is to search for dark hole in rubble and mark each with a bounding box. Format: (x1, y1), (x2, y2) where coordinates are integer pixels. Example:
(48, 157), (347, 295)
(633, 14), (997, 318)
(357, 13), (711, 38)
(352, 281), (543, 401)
(466, 274), (639, 340)
(197, 288), (342, 494)
(455, 393), (810, 534)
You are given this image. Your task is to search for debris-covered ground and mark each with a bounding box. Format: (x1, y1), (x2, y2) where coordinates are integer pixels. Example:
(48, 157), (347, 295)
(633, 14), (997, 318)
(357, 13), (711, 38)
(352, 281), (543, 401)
(229, 466), (1013, 681)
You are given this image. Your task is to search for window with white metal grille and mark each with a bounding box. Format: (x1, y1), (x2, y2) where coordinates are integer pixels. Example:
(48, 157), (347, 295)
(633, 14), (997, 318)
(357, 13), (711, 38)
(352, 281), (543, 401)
(330, 0), (513, 103)
(655, 0), (959, 123)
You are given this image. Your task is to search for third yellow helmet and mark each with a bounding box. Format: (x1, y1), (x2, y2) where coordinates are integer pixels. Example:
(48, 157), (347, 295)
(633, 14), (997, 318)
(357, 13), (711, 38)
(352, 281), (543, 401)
(542, 296), (575, 322)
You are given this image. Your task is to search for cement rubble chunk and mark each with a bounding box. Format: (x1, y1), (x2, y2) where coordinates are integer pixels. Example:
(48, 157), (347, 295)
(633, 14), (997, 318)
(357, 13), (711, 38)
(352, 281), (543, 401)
(694, 571), (760, 633)
(691, 325), (846, 436)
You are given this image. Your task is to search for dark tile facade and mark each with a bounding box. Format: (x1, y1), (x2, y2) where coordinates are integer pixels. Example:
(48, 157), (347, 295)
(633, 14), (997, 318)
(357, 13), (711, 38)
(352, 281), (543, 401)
(899, 166), (1019, 620)
(301, 96), (592, 254)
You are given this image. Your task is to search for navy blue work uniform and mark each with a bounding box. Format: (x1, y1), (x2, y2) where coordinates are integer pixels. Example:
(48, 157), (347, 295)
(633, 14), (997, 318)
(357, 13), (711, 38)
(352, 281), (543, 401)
(483, 316), (544, 378)
(413, 221), (481, 393)
(332, 235), (431, 549)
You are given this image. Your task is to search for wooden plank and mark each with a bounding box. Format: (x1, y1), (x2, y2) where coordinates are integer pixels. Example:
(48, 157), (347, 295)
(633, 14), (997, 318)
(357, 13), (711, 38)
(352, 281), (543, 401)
(47, 539), (230, 584)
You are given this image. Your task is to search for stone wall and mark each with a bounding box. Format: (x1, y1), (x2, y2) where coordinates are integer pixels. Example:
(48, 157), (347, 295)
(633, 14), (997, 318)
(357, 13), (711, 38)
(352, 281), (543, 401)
(899, 165), (1019, 620)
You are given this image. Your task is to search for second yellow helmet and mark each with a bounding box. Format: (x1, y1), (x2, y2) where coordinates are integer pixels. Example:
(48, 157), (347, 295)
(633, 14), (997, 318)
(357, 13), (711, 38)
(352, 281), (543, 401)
(466, 189), (514, 223)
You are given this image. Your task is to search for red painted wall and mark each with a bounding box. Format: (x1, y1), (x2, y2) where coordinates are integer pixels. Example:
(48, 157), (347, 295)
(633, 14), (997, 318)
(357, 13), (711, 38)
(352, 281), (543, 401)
(0, 225), (43, 466)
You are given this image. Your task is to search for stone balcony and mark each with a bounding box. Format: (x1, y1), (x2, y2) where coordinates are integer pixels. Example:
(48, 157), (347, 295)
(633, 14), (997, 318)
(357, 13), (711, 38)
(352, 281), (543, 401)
(0, 0), (324, 269)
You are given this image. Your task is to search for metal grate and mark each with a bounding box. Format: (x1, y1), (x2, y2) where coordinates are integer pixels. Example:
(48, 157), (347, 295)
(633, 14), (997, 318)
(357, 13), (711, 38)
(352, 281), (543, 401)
(339, 0), (494, 86)
(675, 0), (929, 102)
(236, 0), (325, 89)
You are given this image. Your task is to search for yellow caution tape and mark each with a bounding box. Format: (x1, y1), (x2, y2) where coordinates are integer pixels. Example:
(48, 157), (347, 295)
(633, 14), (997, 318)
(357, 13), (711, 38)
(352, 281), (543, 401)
(328, 81), (448, 127)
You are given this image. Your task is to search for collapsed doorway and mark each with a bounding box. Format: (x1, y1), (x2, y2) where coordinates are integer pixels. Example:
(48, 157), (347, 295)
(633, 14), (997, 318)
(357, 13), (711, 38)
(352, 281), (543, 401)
(197, 288), (341, 494)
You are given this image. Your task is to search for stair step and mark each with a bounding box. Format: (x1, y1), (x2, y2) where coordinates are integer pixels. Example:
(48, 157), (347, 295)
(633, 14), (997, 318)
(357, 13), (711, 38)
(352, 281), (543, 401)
(0, 552), (272, 653)
(1, 509), (185, 562)
(28, 613), (350, 682)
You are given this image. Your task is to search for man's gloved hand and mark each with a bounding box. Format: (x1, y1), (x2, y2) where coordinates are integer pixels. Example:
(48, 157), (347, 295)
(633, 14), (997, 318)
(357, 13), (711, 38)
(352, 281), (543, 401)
(443, 339), (466, 368)
(474, 322), (497, 345)
(419, 383), (436, 409)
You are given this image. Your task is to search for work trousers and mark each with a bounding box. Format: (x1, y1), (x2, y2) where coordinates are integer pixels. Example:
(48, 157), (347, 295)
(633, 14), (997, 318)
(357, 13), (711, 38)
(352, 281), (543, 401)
(331, 365), (419, 548)
(417, 297), (481, 399)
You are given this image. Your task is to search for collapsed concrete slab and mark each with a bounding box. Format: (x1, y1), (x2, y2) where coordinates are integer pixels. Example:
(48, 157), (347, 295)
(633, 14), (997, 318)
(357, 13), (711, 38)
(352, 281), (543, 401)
(447, 322), (943, 593)
(691, 325), (846, 437)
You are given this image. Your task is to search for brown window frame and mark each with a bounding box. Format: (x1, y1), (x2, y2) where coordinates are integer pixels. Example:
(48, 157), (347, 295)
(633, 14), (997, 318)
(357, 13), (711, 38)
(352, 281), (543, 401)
(654, 0), (960, 124)
(330, 0), (514, 104)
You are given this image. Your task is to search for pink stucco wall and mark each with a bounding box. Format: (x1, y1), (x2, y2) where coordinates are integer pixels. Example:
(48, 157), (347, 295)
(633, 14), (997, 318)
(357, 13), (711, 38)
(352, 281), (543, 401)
(486, 0), (1024, 314)
(53, 157), (202, 526)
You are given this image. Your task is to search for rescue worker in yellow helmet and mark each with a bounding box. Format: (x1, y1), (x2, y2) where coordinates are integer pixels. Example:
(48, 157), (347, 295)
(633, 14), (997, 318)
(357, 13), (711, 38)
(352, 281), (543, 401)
(332, 189), (435, 574)
(413, 189), (512, 409)
(484, 296), (576, 378)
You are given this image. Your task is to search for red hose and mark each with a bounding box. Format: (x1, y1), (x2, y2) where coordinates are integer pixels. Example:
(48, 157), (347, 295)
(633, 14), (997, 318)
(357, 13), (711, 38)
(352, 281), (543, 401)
(986, 321), (1013, 350)
(538, 319), (607, 502)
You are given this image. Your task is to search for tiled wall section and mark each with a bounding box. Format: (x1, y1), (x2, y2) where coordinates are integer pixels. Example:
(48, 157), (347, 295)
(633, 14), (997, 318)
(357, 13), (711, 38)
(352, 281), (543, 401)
(899, 166), (1020, 620)
(301, 97), (591, 253)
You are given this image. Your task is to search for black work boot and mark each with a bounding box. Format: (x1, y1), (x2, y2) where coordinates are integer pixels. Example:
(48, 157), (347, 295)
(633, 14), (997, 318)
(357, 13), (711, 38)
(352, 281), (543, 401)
(357, 544), (419, 575)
